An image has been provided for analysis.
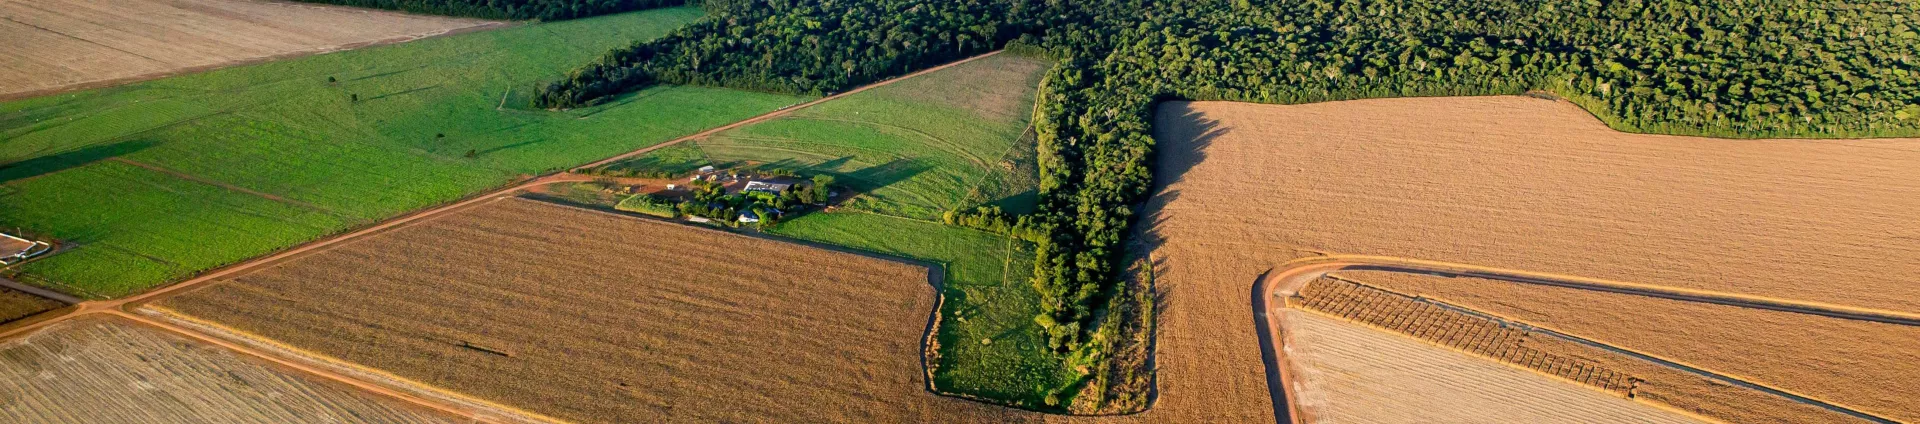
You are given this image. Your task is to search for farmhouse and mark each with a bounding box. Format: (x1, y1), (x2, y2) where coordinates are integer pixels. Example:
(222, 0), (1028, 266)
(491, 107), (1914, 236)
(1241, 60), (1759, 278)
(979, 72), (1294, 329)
(743, 180), (793, 196)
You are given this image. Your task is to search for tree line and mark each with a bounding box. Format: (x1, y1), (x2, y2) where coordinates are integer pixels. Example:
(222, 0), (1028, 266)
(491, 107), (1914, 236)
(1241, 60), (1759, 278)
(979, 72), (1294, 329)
(526, 0), (1920, 409)
(290, 0), (689, 21)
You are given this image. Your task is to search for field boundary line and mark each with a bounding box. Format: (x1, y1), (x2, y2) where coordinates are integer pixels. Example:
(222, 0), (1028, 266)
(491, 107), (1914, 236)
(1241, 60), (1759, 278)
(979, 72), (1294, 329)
(133, 307), (558, 424)
(1256, 255), (1905, 424)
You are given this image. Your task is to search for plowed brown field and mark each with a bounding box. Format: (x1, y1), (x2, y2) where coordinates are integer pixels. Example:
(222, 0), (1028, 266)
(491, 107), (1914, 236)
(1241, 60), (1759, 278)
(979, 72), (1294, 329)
(0, 315), (457, 423)
(0, 0), (499, 98)
(1146, 96), (1920, 422)
(156, 198), (1037, 423)
(1282, 310), (1696, 423)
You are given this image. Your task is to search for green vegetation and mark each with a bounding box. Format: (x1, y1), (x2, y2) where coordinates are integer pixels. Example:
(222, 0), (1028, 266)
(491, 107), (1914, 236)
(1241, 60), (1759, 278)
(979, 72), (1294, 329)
(767, 212), (1072, 410)
(287, 0), (686, 21)
(588, 143), (711, 178)
(534, 0), (1920, 411)
(0, 8), (805, 298)
(594, 53), (1048, 220)
(614, 193), (679, 218)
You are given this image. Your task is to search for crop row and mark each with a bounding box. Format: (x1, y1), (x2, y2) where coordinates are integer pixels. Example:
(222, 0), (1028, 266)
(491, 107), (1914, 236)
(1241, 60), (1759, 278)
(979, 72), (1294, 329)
(1292, 277), (1631, 394)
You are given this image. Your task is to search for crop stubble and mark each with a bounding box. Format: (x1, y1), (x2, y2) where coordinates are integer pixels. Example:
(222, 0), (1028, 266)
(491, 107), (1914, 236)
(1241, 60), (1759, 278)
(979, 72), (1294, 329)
(1146, 96), (1920, 421)
(156, 198), (1039, 423)
(1281, 310), (1696, 423)
(0, 315), (457, 423)
(0, 0), (499, 98)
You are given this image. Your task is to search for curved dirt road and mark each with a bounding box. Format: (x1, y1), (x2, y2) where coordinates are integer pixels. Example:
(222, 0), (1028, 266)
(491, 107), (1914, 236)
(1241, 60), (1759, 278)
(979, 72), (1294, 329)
(1254, 254), (1913, 424)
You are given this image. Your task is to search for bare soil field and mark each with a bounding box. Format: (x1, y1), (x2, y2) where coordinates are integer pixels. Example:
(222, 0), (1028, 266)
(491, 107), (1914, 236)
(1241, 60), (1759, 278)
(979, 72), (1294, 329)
(0, 0), (500, 99)
(155, 197), (1039, 423)
(0, 315), (457, 423)
(1145, 96), (1920, 422)
(1281, 310), (1697, 423)
(0, 286), (60, 324)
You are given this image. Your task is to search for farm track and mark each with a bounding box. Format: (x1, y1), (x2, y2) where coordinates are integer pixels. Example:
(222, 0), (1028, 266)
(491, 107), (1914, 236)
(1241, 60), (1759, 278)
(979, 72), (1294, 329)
(0, 50), (1007, 422)
(1256, 255), (1910, 424)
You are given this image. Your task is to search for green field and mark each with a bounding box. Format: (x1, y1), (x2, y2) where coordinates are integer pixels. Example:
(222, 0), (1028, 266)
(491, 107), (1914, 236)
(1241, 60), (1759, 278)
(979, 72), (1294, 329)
(597, 53), (1048, 220)
(768, 212), (1071, 409)
(0, 7), (807, 298)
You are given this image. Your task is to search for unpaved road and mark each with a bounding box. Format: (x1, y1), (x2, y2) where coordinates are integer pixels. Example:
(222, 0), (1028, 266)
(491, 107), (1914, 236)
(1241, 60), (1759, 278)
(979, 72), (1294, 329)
(0, 50), (1008, 423)
(1254, 255), (1911, 424)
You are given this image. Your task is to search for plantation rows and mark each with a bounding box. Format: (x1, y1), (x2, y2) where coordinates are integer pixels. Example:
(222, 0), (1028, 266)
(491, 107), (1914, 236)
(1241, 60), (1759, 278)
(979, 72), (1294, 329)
(1293, 277), (1631, 394)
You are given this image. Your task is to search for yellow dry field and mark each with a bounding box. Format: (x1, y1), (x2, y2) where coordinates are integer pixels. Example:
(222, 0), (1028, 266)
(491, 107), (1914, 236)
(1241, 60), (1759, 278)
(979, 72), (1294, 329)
(1342, 270), (1915, 423)
(1282, 310), (1697, 423)
(0, 315), (456, 423)
(156, 198), (1037, 423)
(0, 286), (60, 324)
(0, 0), (499, 98)
(1146, 96), (1920, 422)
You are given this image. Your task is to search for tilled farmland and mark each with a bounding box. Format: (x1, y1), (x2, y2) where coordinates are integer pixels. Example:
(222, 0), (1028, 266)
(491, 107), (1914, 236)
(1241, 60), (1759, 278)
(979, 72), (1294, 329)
(155, 198), (1031, 423)
(0, 315), (455, 423)
(1282, 310), (1697, 423)
(0, 0), (499, 98)
(1145, 96), (1920, 422)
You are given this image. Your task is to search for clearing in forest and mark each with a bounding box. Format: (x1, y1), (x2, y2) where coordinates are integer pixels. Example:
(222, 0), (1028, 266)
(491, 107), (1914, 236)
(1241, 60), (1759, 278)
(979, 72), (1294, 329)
(1144, 96), (1920, 422)
(154, 198), (1025, 423)
(0, 7), (805, 298)
(0, 0), (501, 99)
(1280, 310), (1698, 423)
(0, 315), (454, 423)
(592, 53), (1048, 220)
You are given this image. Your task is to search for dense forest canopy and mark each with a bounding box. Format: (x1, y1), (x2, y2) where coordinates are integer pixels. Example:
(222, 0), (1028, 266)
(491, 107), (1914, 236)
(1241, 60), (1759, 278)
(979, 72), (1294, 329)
(291, 0), (689, 20)
(528, 0), (1920, 409)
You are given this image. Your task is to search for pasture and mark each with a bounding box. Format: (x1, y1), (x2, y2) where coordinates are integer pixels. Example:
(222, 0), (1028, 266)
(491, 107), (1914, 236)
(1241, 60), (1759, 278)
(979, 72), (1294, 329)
(766, 212), (1073, 409)
(1144, 96), (1920, 422)
(0, 0), (499, 99)
(155, 198), (1025, 423)
(0, 316), (454, 423)
(1282, 310), (1697, 423)
(0, 7), (804, 298)
(592, 53), (1048, 220)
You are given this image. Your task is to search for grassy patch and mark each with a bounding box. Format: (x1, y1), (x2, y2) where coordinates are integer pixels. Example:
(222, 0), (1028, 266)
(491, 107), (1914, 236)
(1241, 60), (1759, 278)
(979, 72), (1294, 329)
(596, 53), (1048, 220)
(768, 212), (1073, 410)
(0, 8), (808, 297)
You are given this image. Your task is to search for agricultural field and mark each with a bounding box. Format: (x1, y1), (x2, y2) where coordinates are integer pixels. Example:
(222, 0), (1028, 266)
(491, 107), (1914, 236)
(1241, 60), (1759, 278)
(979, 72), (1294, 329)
(0, 315), (456, 423)
(154, 198), (1028, 423)
(1144, 96), (1920, 422)
(0, 0), (500, 99)
(0, 286), (60, 324)
(592, 53), (1048, 220)
(1281, 310), (1698, 423)
(0, 7), (805, 298)
(1293, 274), (1863, 423)
(765, 212), (1073, 408)
(1341, 270), (1919, 423)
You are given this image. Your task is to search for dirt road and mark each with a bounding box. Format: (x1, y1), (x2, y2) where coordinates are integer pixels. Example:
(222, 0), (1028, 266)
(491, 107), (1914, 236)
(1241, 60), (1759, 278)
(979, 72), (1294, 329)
(0, 50), (1010, 423)
(1254, 255), (1911, 424)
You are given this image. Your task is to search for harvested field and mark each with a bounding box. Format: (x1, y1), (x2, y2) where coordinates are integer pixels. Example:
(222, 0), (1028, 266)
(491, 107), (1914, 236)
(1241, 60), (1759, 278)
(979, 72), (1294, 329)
(1341, 270), (1915, 423)
(1281, 310), (1698, 423)
(0, 0), (500, 98)
(155, 198), (1030, 423)
(0, 286), (60, 324)
(1145, 96), (1920, 422)
(0, 315), (455, 423)
(1295, 274), (1862, 423)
